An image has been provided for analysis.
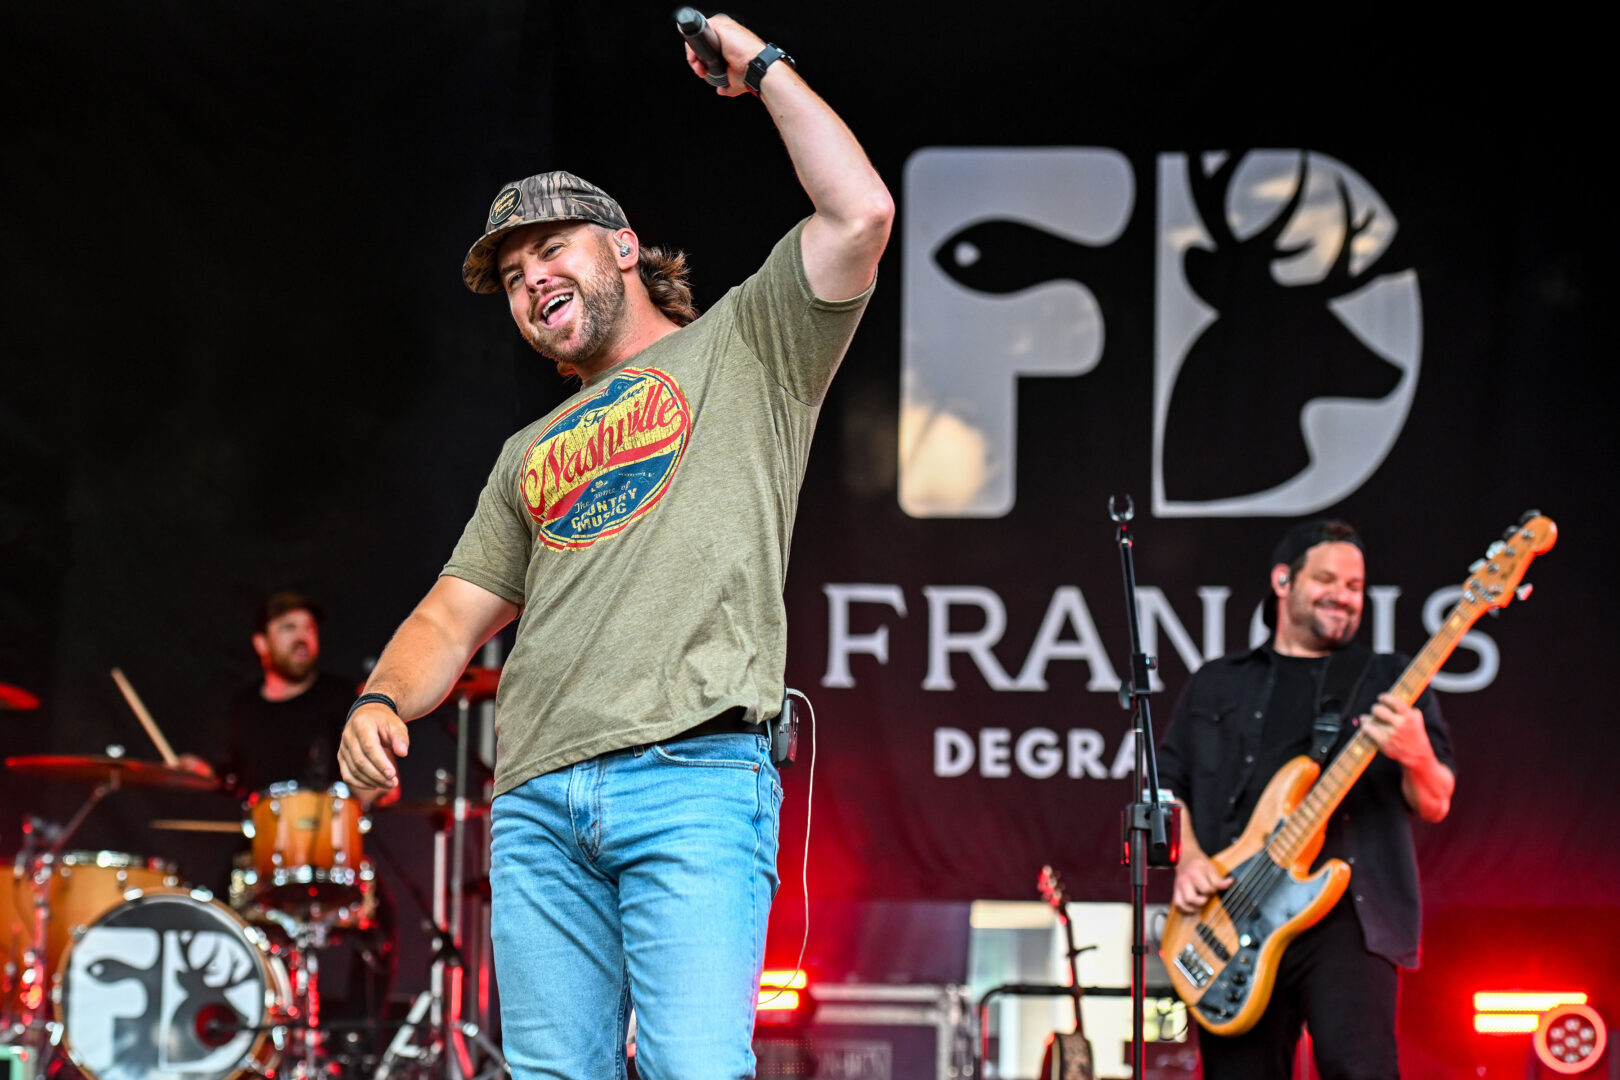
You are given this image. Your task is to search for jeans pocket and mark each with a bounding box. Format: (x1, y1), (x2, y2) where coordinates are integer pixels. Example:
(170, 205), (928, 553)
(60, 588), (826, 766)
(650, 732), (768, 769)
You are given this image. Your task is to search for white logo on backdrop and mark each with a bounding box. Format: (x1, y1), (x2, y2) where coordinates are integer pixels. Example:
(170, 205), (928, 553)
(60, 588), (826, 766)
(899, 148), (1134, 517)
(899, 148), (1422, 519)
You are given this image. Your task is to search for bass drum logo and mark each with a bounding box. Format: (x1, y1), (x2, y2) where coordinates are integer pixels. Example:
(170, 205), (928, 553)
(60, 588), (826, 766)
(521, 367), (690, 550)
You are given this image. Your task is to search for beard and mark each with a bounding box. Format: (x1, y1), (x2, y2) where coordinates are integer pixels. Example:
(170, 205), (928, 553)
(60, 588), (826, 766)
(267, 642), (317, 683)
(518, 238), (628, 375)
(1290, 593), (1361, 651)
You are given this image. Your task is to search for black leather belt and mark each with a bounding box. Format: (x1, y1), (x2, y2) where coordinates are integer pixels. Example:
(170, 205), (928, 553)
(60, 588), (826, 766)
(675, 706), (763, 739)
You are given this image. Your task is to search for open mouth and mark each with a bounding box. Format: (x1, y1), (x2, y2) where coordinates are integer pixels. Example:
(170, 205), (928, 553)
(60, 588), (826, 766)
(540, 292), (574, 327)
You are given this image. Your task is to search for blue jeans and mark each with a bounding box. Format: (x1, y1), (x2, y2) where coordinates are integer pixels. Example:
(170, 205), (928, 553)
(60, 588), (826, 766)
(489, 731), (782, 1080)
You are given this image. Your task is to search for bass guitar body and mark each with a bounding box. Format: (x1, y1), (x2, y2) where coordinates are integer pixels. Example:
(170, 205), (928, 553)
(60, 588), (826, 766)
(1159, 756), (1350, 1036)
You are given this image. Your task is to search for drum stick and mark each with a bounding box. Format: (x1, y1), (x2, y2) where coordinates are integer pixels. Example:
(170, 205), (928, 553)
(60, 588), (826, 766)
(110, 667), (179, 766)
(150, 819), (244, 833)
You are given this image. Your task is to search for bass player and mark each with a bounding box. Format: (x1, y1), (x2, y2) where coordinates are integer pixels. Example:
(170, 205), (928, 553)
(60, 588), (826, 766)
(1156, 519), (1456, 1079)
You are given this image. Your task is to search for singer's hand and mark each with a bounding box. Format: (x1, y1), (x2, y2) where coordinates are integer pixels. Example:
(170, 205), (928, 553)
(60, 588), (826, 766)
(338, 701), (410, 794)
(682, 13), (768, 97)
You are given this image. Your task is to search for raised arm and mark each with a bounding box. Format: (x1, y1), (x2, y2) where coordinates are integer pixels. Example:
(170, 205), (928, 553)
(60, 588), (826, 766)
(338, 574), (519, 792)
(685, 15), (893, 302)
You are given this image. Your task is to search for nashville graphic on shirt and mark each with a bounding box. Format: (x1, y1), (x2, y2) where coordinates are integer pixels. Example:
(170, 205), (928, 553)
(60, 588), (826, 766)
(520, 368), (690, 550)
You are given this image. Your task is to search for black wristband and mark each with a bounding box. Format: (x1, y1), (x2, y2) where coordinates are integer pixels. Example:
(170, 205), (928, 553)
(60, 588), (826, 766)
(348, 692), (399, 721)
(744, 44), (793, 96)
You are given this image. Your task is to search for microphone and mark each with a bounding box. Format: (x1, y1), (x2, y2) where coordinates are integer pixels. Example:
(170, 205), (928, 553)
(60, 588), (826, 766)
(674, 8), (730, 87)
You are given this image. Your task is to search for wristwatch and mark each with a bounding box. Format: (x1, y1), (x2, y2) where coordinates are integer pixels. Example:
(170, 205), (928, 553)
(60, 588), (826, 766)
(744, 44), (794, 96)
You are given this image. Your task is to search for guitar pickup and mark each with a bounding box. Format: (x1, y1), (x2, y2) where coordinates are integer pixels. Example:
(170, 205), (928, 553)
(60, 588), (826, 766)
(1196, 922), (1231, 962)
(1174, 944), (1213, 989)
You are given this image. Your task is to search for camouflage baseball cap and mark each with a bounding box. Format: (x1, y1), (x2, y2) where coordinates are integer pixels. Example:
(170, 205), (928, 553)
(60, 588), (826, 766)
(462, 171), (631, 294)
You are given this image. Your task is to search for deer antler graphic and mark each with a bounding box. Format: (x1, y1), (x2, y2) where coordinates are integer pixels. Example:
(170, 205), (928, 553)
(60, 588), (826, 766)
(1163, 150), (1409, 503)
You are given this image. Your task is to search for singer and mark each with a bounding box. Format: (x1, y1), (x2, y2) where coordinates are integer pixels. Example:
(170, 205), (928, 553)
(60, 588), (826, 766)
(337, 12), (891, 1080)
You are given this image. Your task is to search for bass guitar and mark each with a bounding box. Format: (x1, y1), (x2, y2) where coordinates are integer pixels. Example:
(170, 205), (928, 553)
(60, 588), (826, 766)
(1159, 512), (1556, 1036)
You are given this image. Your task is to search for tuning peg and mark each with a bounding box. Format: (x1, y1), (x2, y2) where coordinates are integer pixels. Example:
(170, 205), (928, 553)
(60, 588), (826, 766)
(1516, 584), (1534, 602)
(1469, 559), (1486, 572)
(1486, 541), (1506, 558)
(1519, 509), (1541, 525)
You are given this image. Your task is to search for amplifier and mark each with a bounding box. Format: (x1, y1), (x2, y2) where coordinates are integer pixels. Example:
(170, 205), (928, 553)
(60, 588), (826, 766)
(807, 983), (973, 1080)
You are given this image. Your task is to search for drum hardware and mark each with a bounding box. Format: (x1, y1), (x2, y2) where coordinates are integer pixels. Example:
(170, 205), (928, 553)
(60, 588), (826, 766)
(4, 747), (214, 1028)
(448, 666), (500, 705)
(40, 880), (394, 1080)
(4, 746), (395, 1080)
(3, 749), (216, 1070)
(150, 819), (248, 834)
(382, 798), (491, 819)
(51, 886), (293, 1080)
(362, 672), (506, 1080)
(0, 681), (39, 711)
(438, 683), (487, 1080)
(5, 752), (221, 792)
(244, 782), (371, 920)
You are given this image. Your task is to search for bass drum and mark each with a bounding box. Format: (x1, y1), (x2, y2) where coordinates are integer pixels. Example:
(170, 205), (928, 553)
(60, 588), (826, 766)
(4, 852), (181, 1026)
(52, 887), (290, 1080)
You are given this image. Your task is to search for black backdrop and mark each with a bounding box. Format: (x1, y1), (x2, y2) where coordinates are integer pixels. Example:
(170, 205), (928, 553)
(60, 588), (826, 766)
(4, 2), (1615, 1073)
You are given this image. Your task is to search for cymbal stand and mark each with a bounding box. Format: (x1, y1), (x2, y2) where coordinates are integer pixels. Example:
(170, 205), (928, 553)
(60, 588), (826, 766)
(434, 693), (474, 1080)
(372, 688), (503, 1080)
(288, 919), (331, 1079)
(6, 775), (117, 1054)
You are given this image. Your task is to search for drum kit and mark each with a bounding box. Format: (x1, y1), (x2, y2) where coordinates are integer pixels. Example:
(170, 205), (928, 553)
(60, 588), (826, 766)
(0, 673), (506, 1080)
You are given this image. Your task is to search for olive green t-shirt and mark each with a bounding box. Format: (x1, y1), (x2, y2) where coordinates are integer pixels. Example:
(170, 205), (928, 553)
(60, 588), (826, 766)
(444, 220), (872, 796)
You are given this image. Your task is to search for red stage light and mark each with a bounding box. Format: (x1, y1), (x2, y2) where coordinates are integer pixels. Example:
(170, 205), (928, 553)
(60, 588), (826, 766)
(758, 989), (801, 1011)
(756, 969), (812, 1026)
(1476, 992), (1588, 1012)
(1474, 1013), (1540, 1035)
(761, 969), (809, 990)
(1474, 990), (1590, 1036)
(1533, 1003), (1607, 1075)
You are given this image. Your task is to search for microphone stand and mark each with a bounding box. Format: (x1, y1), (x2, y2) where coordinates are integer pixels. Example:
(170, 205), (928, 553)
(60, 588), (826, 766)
(1108, 496), (1180, 1080)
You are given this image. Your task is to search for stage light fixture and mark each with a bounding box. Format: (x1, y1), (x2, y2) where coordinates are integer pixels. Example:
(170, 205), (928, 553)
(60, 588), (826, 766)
(1533, 1003), (1606, 1075)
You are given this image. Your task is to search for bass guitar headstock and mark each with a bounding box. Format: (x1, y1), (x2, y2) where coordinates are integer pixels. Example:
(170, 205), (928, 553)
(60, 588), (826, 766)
(1458, 512), (1557, 617)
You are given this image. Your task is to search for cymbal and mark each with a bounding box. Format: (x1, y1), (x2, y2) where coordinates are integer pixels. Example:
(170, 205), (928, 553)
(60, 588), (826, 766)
(5, 754), (221, 791)
(383, 796), (491, 818)
(453, 666), (501, 702)
(150, 818), (244, 833)
(1, 682), (39, 711)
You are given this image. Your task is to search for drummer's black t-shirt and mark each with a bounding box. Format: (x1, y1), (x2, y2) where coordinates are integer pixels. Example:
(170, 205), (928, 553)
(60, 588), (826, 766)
(223, 671), (356, 796)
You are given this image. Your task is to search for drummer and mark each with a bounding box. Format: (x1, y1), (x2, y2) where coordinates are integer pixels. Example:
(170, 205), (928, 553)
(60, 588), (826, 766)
(183, 590), (396, 1068)
(171, 592), (347, 795)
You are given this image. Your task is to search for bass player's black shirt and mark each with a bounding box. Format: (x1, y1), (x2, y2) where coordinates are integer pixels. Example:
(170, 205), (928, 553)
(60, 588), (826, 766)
(1156, 643), (1454, 968)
